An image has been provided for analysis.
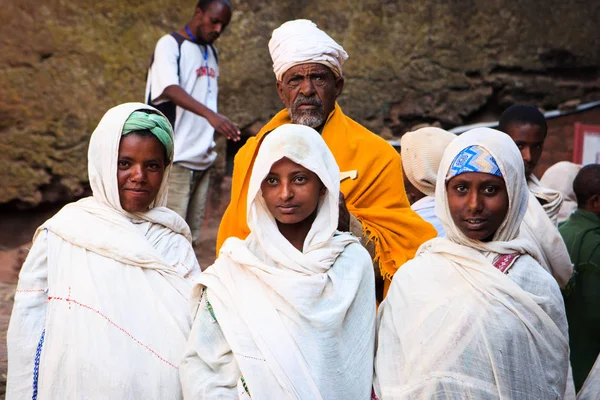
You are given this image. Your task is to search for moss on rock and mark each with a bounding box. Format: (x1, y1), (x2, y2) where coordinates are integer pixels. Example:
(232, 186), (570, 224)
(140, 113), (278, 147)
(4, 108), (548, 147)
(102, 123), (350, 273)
(1, 0), (599, 206)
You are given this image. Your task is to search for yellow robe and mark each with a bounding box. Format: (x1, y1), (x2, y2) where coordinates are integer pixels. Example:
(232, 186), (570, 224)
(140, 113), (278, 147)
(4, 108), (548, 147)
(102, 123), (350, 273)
(217, 103), (436, 287)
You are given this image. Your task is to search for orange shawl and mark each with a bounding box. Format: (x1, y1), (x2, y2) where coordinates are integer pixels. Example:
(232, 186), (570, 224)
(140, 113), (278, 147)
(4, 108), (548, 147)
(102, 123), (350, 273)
(217, 103), (436, 282)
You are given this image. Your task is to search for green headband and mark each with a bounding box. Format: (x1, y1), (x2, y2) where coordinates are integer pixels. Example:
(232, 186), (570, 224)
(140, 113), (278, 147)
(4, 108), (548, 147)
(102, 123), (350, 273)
(122, 111), (174, 160)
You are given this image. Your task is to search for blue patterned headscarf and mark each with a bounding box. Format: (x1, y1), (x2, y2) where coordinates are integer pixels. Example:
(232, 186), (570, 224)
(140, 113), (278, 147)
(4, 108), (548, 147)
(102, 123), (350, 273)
(446, 145), (502, 181)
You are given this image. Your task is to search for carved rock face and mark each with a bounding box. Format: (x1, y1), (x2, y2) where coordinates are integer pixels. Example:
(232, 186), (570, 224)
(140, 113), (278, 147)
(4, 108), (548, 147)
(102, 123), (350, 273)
(1, 0), (599, 207)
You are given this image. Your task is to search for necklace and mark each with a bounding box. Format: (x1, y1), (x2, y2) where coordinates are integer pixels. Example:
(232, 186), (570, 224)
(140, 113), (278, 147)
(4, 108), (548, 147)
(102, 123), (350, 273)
(185, 25), (211, 94)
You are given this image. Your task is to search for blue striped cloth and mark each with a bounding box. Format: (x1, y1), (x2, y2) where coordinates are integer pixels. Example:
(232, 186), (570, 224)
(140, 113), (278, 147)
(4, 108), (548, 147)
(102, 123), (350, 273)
(32, 329), (45, 400)
(447, 145), (501, 180)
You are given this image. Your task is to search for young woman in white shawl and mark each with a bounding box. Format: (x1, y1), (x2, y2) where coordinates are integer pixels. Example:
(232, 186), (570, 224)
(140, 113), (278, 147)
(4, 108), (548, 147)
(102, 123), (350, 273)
(7, 103), (201, 399)
(373, 127), (571, 399)
(180, 124), (376, 399)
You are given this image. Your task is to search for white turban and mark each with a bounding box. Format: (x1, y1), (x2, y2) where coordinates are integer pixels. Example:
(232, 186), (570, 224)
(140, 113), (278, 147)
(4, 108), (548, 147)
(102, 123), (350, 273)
(400, 127), (456, 197)
(540, 161), (581, 223)
(269, 19), (348, 81)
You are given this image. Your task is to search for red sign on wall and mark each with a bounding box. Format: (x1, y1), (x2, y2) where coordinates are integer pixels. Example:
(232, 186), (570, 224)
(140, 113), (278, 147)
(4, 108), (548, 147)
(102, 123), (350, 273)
(573, 123), (600, 165)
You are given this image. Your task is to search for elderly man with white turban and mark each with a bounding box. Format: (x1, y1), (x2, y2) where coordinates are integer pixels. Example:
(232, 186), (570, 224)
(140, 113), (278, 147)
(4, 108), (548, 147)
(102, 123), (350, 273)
(217, 19), (436, 299)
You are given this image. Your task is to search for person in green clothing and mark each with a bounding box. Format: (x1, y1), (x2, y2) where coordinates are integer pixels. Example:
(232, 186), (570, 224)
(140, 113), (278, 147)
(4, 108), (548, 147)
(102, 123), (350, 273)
(559, 163), (600, 391)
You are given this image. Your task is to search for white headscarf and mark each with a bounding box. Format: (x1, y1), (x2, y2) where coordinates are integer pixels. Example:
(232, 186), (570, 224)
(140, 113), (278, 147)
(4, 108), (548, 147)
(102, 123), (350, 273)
(541, 161), (581, 223)
(269, 19), (348, 81)
(401, 127), (456, 197)
(86, 102), (189, 233)
(245, 123), (355, 272)
(528, 175), (563, 225)
(435, 127), (539, 257)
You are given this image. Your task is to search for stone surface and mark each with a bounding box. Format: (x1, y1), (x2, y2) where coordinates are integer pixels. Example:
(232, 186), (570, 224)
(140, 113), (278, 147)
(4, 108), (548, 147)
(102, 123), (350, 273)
(1, 0), (600, 207)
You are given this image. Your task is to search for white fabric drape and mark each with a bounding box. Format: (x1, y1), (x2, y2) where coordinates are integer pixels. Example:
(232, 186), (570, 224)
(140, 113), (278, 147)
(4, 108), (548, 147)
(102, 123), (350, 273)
(577, 354), (600, 399)
(541, 161), (581, 223)
(520, 190), (573, 288)
(528, 175), (563, 225)
(7, 102), (201, 399)
(374, 127), (570, 399)
(411, 196), (445, 237)
(518, 166), (573, 289)
(181, 124), (376, 399)
(400, 127), (456, 197)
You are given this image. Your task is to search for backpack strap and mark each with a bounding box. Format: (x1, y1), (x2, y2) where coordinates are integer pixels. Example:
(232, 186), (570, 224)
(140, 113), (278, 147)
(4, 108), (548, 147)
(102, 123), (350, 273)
(146, 31), (185, 82)
(168, 32), (186, 76)
(146, 32), (216, 127)
(209, 44), (218, 64)
(146, 32), (186, 126)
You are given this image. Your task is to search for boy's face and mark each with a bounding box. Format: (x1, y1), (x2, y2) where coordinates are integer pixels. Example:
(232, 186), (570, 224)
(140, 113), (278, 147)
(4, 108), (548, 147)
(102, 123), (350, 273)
(446, 172), (509, 242)
(505, 123), (545, 178)
(194, 1), (231, 44)
(260, 157), (326, 226)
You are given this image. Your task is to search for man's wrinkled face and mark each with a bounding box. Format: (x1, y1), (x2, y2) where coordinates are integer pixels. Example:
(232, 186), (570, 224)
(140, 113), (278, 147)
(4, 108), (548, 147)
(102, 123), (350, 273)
(276, 63), (344, 130)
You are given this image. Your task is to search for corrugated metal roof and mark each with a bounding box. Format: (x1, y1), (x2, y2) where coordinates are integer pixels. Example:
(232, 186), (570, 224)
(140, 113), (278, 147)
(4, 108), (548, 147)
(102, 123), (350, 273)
(387, 100), (600, 147)
(449, 100), (600, 134)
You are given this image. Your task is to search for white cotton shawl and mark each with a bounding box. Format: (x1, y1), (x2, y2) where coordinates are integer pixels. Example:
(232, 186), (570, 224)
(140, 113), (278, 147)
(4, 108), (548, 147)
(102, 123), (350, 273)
(411, 196), (445, 237)
(577, 355), (600, 400)
(541, 161), (581, 223)
(191, 124), (376, 399)
(520, 191), (573, 288)
(520, 169), (573, 288)
(374, 127), (570, 399)
(269, 19), (348, 80)
(7, 102), (200, 399)
(528, 174), (563, 225)
(401, 127), (456, 197)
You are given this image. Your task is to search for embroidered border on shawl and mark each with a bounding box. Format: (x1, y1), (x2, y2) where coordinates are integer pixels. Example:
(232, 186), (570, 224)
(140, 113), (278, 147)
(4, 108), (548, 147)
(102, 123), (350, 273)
(492, 253), (521, 274)
(203, 289), (217, 322)
(48, 296), (178, 369)
(16, 289), (46, 293)
(240, 375), (251, 398)
(371, 387), (380, 400)
(32, 329), (45, 400)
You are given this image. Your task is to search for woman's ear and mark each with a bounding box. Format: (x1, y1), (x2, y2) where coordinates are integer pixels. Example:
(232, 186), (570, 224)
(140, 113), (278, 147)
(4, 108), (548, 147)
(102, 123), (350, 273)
(320, 185), (326, 196)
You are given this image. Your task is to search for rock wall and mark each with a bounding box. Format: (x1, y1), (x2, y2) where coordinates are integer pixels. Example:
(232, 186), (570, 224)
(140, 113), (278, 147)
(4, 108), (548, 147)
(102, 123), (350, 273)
(1, 0), (599, 207)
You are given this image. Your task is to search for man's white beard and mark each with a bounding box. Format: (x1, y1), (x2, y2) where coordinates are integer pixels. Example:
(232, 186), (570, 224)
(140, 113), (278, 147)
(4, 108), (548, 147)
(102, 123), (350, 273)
(288, 109), (325, 129)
